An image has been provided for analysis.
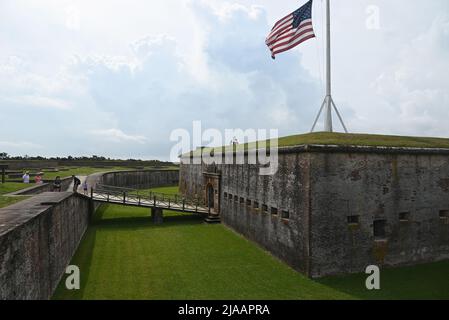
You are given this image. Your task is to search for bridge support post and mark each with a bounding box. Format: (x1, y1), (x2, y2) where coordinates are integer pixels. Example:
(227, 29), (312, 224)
(151, 207), (163, 225)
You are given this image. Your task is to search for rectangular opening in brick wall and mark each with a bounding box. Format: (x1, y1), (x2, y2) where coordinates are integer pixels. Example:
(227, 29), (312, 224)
(253, 201), (259, 209)
(373, 219), (387, 240)
(399, 212), (411, 222)
(240, 197), (244, 204)
(228, 194), (233, 202)
(440, 210), (449, 219)
(224, 192), (227, 199)
(271, 207), (278, 216)
(234, 195), (239, 203)
(347, 215), (360, 225)
(262, 204), (268, 212)
(281, 210), (290, 220)
(246, 199), (251, 206)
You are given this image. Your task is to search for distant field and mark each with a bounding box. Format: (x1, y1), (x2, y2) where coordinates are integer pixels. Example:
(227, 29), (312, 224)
(40, 166), (130, 180)
(0, 166), (179, 208)
(1, 167), (132, 208)
(7, 166), (178, 181)
(53, 186), (449, 300)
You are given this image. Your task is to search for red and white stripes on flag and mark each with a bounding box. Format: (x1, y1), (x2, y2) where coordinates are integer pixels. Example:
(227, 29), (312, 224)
(266, 0), (315, 59)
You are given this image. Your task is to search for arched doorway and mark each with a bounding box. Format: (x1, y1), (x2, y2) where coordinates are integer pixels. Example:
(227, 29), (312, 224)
(207, 184), (214, 211)
(203, 172), (221, 215)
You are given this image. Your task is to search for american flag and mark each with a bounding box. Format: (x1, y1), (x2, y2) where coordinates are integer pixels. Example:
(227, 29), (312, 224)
(266, 0), (315, 59)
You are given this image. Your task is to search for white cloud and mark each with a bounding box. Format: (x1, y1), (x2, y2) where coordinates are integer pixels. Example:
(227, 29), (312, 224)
(0, 0), (448, 159)
(90, 129), (148, 144)
(65, 5), (81, 31)
(368, 14), (449, 136)
(0, 141), (42, 149)
(4, 95), (71, 110)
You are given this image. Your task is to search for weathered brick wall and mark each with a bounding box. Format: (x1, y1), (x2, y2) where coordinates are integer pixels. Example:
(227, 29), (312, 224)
(99, 170), (179, 189)
(180, 146), (449, 278)
(309, 152), (449, 277)
(179, 153), (312, 275)
(0, 192), (91, 300)
(179, 163), (205, 199)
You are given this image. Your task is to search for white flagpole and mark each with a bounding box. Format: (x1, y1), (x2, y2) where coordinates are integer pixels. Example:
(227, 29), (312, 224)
(311, 0), (348, 133)
(324, 0), (333, 132)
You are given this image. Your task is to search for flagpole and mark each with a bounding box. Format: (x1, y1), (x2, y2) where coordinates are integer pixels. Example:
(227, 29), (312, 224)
(324, 0), (333, 132)
(311, 0), (348, 133)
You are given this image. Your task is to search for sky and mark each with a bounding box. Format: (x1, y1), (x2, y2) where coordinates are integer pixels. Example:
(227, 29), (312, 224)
(0, 0), (448, 160)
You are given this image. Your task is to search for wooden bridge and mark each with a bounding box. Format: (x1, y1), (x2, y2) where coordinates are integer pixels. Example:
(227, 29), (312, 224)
(90, 184), (214, 217)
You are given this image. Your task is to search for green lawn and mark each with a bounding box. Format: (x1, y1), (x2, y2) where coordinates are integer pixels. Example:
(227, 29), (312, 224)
(53, 204), (351, 300)
(318, 261), (449, 300)
(0, 182), (31, 194)
(141, 186), (179, 195)
(127, 185), (181, 200)
(0, 182), (33, 208)
(52, 186), (449, 300)
(188, 132), (449, 156)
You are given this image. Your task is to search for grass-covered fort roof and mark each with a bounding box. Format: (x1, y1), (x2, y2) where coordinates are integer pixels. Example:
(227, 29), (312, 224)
(278, 132), (449, 149)
(184, 132), (449, 157)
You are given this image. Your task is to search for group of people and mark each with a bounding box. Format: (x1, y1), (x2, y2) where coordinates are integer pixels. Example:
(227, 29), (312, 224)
(22, 171), (44, 184)
(21, 171), (87, 194)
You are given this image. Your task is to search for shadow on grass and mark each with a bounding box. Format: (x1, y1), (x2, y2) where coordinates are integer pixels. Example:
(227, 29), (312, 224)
(53, 226), (98, 300)
(93, 213), (205, 230)
(316, 260), (449, 300)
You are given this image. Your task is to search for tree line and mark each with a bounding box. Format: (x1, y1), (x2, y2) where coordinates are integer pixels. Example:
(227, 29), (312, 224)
(0, 152), (174, 165)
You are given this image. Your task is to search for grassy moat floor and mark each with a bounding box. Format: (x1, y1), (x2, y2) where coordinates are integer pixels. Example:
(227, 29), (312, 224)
(53, 187), (449, 300)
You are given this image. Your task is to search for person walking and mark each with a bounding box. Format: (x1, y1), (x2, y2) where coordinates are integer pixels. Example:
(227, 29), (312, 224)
(22, 171), (30, 184)
(82, 180), (88, 195)
(53, 176), (62, 192)
(35, 173), (43, 184)
(72, 175), (81, 193)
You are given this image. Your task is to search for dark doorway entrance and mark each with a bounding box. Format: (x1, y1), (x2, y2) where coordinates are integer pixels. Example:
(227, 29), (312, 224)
(207, 184), (214, 211)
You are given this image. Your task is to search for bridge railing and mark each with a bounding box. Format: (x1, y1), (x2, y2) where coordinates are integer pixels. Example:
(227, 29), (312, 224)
(92, 184), (207, 213)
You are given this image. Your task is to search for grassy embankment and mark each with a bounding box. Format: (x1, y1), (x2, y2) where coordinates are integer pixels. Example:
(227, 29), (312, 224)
(188, 132), (449, 157)
(53, 186), (449, 300)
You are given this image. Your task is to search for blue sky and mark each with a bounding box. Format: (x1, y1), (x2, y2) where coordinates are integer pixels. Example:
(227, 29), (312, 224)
(0, 0), (448, 160)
